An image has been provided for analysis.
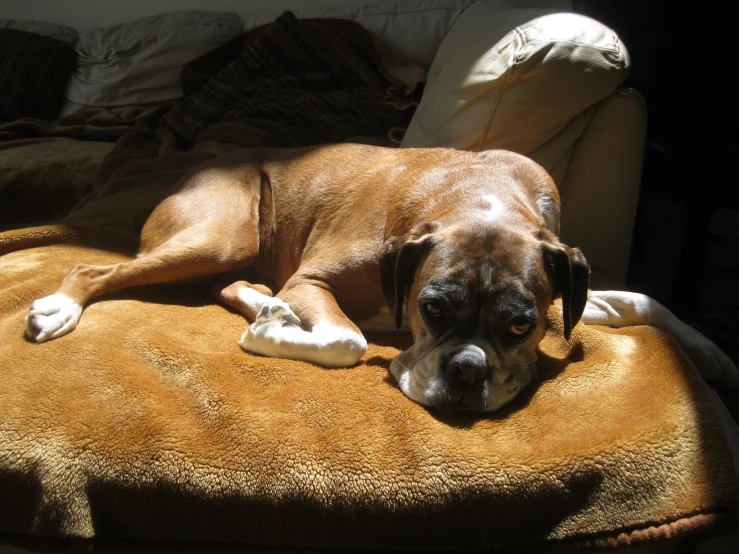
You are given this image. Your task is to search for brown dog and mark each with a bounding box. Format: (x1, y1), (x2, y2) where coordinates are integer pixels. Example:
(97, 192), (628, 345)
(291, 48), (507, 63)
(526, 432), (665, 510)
(24, 144), (737, 411)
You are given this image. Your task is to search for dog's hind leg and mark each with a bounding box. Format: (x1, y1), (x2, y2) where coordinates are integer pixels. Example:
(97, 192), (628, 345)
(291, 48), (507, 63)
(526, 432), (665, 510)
(26, 166), (266, 343)
(25, 230), (259, 343)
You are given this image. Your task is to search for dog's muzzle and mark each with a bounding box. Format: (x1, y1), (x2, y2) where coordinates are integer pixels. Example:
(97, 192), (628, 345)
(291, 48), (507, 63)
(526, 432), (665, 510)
(446, 345), (489, 385)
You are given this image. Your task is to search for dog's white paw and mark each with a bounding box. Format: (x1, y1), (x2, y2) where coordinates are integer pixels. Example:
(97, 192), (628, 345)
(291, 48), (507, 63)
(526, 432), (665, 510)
(253, 300), (303, 330)
(240, 299), (304, 349)
(25, 294), (83, 343)
(238, 298), (366, 368)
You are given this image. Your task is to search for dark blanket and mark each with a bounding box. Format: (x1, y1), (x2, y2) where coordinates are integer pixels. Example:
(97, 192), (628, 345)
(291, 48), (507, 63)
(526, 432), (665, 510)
(0, 106), (156, 227)
(1, 11), (423, 229)
(161, 11), (424, 147)
(63, 13), (426, 238)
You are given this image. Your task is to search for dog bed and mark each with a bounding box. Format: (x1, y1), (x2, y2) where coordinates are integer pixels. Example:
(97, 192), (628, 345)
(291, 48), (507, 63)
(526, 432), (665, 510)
(0, 224), (736, 552)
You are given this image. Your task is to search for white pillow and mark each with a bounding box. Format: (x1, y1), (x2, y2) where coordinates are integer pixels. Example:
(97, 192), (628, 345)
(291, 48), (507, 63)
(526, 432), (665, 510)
(64, 11), (244, 109)
(401, 4), (631, 153)
(0, 18), (79, 43)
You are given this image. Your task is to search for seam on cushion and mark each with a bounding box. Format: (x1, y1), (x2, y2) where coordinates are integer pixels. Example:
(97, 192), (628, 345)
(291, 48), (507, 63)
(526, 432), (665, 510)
(519, 38), (621, 55)
(472, 30), (625, 147)
(475, 31), (522, 152)
(283, 4), (472, 22)
(84, 20), (242, 35)
(612, 28), (627, 71)
(552, 101), (598, 188)
(518, 18), (622, 55)
(79, 21), (241, 48)
(331, 1), (474, 17)
(78, 26), (241, 60)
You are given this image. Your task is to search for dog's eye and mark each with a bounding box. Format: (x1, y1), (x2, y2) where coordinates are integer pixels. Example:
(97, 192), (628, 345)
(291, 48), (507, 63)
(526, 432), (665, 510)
(509, 322), (531, 335)
(424, 302), (444, 318)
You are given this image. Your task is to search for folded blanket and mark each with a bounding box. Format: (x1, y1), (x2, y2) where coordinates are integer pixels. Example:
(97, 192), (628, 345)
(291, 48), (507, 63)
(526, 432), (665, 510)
(0, 226), (736, 551)
(0, 106), (155, 226)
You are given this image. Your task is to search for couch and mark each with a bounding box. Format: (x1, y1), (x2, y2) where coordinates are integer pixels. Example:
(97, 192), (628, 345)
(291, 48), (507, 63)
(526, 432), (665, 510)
(0, 0), (737, 552)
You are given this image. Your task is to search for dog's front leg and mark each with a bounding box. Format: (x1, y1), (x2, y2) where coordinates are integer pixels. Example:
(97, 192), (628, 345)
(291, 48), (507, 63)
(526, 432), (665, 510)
(582, 290), (739, 387)
(219, 280), (367, 368)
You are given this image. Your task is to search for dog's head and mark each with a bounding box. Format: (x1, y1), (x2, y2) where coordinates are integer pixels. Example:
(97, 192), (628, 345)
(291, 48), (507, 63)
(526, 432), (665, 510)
(380, 221), (589, 412)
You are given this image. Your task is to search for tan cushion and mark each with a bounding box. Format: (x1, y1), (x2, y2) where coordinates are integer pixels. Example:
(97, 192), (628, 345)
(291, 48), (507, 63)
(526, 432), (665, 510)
(0, 229), (737, 550)
(558, 88), (647, 284)
(401, 6), (630, 160)
(64, 11), (244, 109)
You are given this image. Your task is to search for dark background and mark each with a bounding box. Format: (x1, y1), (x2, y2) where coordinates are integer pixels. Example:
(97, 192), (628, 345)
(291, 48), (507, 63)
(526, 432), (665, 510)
(572, 1), (739, 416)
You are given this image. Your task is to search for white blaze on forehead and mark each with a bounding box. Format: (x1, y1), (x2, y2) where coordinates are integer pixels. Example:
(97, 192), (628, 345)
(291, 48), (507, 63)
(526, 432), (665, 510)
(482, 194), (505, 220)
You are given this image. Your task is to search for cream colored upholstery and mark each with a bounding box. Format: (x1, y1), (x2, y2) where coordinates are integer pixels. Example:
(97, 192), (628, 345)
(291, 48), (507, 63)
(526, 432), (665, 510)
(558, 88), (646, 284)
(401, 3), (643, 285)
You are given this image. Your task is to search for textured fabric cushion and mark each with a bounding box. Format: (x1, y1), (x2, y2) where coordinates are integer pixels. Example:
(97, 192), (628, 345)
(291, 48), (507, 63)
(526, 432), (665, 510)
(64, 11), (244, 109)
(0, 18), (78, 43)
(401, 6), (630, 155)
(0, 227), (737, 550)
(0, 28), (77, 121)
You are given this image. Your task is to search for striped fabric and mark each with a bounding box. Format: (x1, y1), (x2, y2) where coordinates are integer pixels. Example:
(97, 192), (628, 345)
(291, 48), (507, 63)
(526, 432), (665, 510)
(161, 11), (423, 147)
(0, 28), (77, 121)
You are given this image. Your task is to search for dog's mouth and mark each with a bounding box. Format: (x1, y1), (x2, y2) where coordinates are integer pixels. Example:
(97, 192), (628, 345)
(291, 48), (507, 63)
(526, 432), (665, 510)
(389, 355), (536, 412)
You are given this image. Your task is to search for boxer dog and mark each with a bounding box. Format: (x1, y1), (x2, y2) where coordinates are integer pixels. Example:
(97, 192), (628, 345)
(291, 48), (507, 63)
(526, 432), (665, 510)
(24, 144), (738, 411)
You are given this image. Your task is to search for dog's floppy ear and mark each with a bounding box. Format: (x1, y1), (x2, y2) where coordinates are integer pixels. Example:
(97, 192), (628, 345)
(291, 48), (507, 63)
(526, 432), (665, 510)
(379, 222), (440, 329)
(541, 239), (590, 340)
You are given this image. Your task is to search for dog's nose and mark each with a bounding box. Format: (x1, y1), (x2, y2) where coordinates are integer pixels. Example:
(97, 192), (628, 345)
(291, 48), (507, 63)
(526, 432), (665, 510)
(447, 346), (489, 384)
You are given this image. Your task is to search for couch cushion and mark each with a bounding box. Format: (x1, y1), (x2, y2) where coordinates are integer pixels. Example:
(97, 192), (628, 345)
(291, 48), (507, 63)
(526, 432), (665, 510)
(0, 28), (77, 121)
(0, 18), (78, 43)
(401, 5), (630, 158)
(557, 88), (647, 284)
(64, 11), (244, 110)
